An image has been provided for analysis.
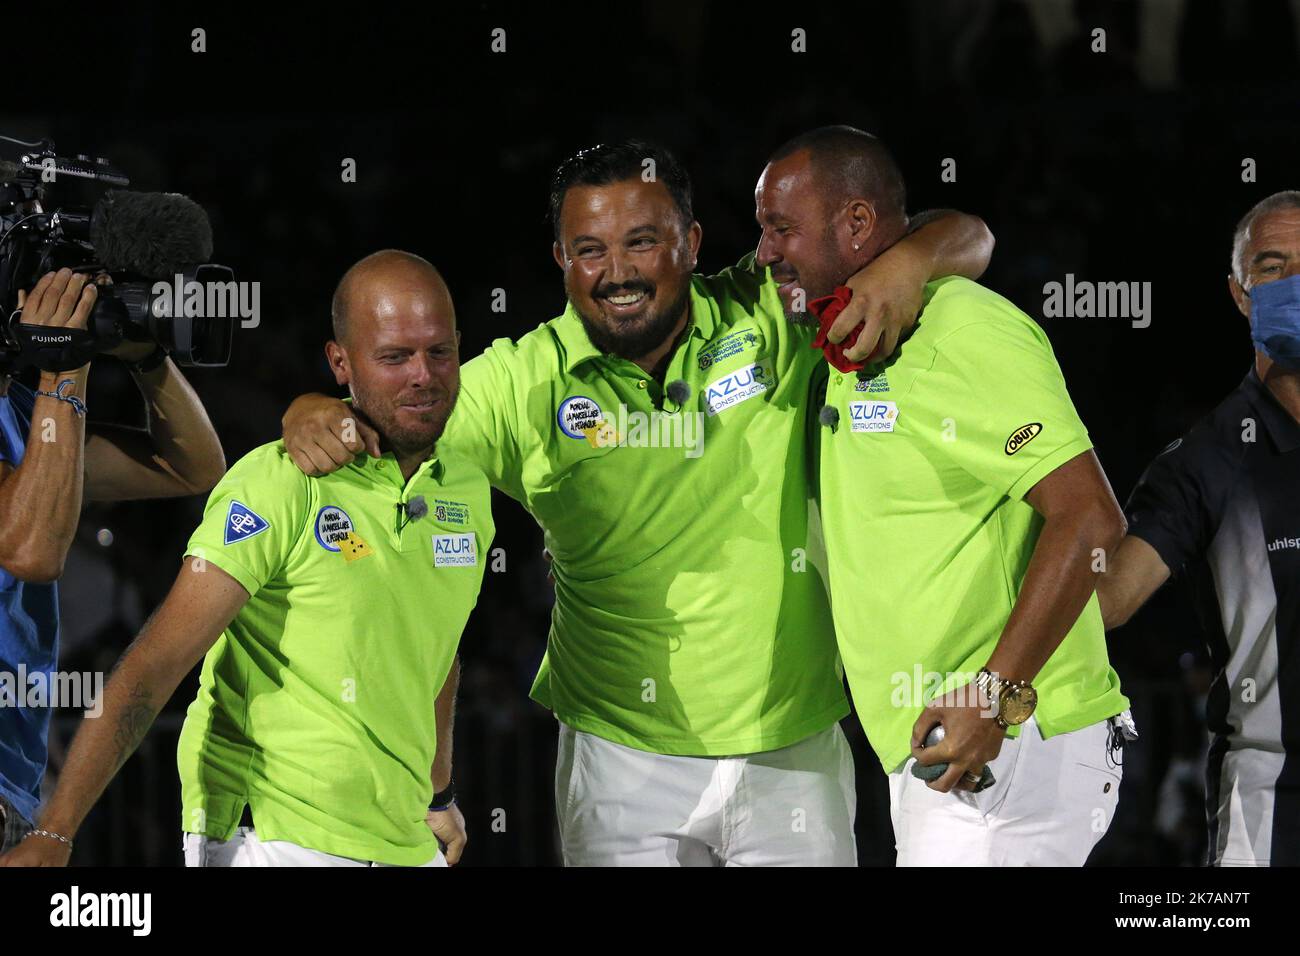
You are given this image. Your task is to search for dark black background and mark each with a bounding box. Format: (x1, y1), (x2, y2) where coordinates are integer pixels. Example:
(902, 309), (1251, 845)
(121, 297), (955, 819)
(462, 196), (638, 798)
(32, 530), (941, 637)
(5, 0), (1295, 865)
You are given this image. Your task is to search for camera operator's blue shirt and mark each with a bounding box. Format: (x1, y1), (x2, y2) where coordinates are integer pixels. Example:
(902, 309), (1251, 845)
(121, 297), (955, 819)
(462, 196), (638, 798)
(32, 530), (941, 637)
(0, 381), (60, 825)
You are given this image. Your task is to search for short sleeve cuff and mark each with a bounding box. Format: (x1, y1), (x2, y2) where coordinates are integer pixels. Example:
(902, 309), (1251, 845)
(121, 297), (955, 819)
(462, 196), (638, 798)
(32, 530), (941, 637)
(1123, 523), (1185, 578)
(1006, 436), (1094, 502)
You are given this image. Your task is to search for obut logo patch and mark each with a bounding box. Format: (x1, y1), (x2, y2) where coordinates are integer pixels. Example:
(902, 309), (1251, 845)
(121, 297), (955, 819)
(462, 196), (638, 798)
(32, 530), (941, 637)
(1005, 422), (1043, 455)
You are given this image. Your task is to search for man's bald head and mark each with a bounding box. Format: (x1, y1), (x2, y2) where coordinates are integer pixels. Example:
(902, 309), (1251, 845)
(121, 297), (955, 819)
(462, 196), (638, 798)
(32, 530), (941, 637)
(767, 125), (907, 227)
(331, 249), (454, 345)
(324, 249), (462, 462)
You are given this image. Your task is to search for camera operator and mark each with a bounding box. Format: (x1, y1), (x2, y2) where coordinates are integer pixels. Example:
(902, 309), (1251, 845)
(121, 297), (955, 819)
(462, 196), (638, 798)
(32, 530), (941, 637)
(0, 266), (225, 854)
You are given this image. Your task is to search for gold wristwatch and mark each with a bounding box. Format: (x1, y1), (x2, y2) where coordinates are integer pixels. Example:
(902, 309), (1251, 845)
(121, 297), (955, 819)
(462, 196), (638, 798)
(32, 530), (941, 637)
(975, 667), (1037, 729)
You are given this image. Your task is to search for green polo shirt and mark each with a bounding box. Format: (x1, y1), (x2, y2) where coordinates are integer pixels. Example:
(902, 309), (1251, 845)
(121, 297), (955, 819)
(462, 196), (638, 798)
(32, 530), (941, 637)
(176, 440), (493, 866)
(819, 276), (1128, 773)
(439, 260), (847, 756)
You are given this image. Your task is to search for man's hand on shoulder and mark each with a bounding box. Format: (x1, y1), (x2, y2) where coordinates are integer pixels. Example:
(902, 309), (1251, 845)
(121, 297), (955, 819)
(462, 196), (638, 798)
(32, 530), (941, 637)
(828, 210), (994, 365)
(832, 243), (931, 365)
(282, 394), (380, 476)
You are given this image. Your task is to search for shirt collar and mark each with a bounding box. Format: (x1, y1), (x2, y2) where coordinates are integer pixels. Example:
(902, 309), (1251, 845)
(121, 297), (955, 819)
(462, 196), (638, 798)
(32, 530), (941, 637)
(416, 453), (445, 483)
(1243, 367), (1300, 454)
(350, 450), (444, 486)
(554, 276), (717, 375)
(555, 304), (604, 375)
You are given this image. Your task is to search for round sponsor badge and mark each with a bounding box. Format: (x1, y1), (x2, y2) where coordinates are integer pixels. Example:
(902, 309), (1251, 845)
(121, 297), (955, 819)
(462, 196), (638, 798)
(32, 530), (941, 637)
(557, 395), (604, 439)
(314, 505), (356, 552)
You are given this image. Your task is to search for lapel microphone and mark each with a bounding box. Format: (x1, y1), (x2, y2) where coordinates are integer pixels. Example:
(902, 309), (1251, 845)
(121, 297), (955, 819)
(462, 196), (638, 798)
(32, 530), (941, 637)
(396, 495), (428, 532)
(653, 379), (692, 411)
(665, 379), (692, 407)
(819, 405), (840, 433)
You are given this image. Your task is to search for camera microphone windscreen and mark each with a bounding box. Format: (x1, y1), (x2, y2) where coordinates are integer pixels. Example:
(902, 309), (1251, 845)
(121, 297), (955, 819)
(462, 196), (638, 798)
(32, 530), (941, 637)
(666, 379), (691, 406)
(90, 190), (214, 277)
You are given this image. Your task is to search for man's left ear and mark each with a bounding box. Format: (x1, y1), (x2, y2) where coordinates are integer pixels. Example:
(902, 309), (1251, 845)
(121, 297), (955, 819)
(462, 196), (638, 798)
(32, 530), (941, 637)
(325, 340), (350, 387)
(846, 199), (877, 251)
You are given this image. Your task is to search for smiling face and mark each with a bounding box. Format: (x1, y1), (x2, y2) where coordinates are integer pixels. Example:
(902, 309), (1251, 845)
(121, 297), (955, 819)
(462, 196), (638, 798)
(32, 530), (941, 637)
(327, 255), (460, 458)
(552, 177), (701, 361)
(754, 150), (856, 323)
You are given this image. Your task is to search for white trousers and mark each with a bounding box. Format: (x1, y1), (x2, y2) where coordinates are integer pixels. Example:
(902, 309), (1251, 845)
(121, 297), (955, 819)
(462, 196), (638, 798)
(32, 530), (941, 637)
(554, 722), (858, 866)
(889, 716), (1123, 866)
(182, 827), (447, 867)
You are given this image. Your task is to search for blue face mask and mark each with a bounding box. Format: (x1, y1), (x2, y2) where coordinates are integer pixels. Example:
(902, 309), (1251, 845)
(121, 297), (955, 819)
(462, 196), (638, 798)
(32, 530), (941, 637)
(1249, 273), (1300, 369)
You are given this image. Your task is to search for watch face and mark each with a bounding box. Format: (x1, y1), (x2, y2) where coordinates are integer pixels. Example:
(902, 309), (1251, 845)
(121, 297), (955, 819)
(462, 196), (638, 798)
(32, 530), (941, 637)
(1000, 685), (1038, 725)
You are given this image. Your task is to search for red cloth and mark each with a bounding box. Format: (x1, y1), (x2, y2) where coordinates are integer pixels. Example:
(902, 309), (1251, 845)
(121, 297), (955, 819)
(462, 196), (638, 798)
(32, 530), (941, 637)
(809, 286), (867, 373)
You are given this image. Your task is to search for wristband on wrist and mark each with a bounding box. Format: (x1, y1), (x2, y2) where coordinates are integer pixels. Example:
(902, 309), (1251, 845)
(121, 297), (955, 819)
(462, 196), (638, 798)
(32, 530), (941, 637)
(34, 379), (87, 417)
(430, 781), (456, 811)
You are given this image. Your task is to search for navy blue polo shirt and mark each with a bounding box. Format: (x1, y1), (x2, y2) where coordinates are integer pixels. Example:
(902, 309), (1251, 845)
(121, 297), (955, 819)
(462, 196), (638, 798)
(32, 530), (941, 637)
(1126, 367), (1300, 866)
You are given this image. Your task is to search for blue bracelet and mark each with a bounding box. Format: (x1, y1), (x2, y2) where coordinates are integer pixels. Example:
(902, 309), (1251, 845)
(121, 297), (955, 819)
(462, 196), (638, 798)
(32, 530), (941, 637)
(34, 379), (87, 418)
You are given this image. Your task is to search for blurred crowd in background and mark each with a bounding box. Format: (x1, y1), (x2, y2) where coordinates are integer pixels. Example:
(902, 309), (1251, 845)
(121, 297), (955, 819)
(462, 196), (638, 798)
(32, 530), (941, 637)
(5, 0), (1298, 864)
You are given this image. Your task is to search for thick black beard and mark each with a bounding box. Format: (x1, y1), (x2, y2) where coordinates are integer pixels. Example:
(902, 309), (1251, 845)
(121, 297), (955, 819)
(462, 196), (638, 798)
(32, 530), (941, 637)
(576, 283), (693, 361)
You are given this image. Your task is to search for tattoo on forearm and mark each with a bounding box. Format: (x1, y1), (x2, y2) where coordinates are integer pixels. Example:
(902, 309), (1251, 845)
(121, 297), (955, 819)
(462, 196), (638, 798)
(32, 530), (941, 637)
(110, 680), (157, 772)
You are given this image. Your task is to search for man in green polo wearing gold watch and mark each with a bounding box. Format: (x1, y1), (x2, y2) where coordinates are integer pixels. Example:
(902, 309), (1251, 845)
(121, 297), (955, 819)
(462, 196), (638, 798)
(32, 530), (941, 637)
(756, 125), (1136, 865)
(282, 140), (995, 866)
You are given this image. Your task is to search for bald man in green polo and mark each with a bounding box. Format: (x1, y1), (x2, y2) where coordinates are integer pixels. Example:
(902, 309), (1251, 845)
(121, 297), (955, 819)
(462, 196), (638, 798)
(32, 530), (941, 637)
(756, 125), (1134, 866)
(1, 252), (491, 867)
